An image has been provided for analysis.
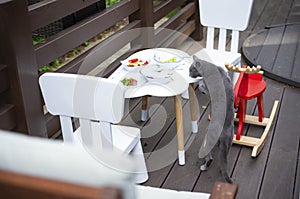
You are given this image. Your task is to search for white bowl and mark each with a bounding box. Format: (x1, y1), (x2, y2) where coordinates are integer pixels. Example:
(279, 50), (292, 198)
(121, 57), (150, 71)
(153, 52), (183, 68)
(140, 64), (173, 84)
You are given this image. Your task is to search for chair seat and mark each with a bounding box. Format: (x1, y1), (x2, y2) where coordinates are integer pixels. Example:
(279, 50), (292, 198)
(194, 48), (241, 70)
(239, 78), (266, 99)
(74, 122), (140, 154)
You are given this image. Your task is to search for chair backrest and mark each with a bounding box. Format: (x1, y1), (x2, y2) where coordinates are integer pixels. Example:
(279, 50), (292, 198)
(39, 73), (125, 145)
(199, 0), (254, 52)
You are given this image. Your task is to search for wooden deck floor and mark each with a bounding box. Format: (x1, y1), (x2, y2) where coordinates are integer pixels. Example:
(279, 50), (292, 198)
(120, 0), (300, 198)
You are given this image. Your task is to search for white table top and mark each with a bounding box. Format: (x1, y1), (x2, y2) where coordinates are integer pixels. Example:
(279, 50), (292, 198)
(109, 48), (199, 98)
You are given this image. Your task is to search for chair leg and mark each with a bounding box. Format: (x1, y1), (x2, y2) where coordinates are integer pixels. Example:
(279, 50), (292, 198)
(257, 95), (264, 122)
(131, 140), (149, 184)
(236, 99), (246, 140)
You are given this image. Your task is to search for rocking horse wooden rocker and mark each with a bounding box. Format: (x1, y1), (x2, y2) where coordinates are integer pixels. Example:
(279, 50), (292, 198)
(225, 63), (279, 157)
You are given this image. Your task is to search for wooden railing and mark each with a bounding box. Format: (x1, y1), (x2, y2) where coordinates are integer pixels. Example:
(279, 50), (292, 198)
(0, 0), (202, 137)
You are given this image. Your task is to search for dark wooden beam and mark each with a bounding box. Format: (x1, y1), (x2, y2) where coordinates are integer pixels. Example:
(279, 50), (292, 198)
(0, 0), (47, 136)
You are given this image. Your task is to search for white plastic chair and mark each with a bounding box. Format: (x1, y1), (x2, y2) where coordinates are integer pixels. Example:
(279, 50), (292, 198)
(194, 0), (254, 84)
(39, 72), (148, 183)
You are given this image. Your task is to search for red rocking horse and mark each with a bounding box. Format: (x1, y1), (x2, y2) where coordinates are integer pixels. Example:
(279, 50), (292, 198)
(225, 64), (279, 157)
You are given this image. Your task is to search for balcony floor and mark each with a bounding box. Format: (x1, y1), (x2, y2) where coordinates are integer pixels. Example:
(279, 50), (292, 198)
(120, 0), (300, 198)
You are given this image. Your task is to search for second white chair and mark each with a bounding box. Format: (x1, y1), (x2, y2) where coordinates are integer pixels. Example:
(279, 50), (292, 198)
(39, 72), (148, 183)
(194, 0), (254, 84)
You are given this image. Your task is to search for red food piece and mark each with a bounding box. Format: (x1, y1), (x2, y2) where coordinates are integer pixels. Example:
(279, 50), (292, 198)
(128, 58), (138, 63)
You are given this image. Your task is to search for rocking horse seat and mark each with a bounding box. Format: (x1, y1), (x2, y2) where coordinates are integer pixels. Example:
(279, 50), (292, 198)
(236, 73), (266, 101)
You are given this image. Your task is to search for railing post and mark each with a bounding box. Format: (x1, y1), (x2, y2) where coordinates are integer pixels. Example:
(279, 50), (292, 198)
(129, 0), (155, 49)
(189, 0), (203, 41)
(0, 0), (47, 137)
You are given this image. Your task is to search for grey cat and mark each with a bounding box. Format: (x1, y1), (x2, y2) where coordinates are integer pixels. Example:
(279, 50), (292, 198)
(189, 56), (234, 183)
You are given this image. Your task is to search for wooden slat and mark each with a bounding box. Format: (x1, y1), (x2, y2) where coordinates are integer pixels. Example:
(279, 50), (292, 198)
(55, 21), (141, 75)
(0, 64), (9, 93)
(294, 140), (300, 199)
(158, 20), (196, 48)
(232, 135), (260, 147)
(270, 0), (294, 25)
(45, 113), (61, 138)
(34, 0), (140, 68)
(153, 0), (186, 23)
(234, 114), (269, 126)
(157, 2), (195, 31)
(291, 28), (300, 82)
(0, 104), (16, 131)
(259, 86), (300, 199)
(28, 0), (102, 31)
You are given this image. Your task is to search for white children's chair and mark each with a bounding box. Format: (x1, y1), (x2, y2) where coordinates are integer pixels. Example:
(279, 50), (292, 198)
(194, 0), (254, 84)
(39, 72), (148, 183)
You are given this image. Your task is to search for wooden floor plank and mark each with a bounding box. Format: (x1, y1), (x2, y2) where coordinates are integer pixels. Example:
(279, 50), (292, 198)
(255, 27), (284, 70)
(141, 94), (195, 186)
(270, 0), (294, 25)
(161, 91), (211, 191)
(258, 86), (300, 199)
(272, 25), (300, 79)
(291, 25), (300, 82)
(229, 78), (284, 199)
(192, 74), (259, 193)
(238, 0), (269, 44)
(294, 139), (300, 199)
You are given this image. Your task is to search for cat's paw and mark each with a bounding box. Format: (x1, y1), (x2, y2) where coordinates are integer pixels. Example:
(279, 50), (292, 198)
(200, 159), (213, 171)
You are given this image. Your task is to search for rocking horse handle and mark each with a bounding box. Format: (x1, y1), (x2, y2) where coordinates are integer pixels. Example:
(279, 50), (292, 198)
(225, 63), (264, 75)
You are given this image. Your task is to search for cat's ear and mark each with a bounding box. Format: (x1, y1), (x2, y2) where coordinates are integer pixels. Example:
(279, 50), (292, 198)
(193, 55), (200, 63)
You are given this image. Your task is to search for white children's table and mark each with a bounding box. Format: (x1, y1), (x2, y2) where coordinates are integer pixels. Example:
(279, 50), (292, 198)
(109, 48), (200, 165)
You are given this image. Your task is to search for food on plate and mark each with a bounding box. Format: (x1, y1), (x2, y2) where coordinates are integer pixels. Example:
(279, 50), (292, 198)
(120, 77), (137, 86)
(160, 57), (177, 63)
(126, 58), (149, 67)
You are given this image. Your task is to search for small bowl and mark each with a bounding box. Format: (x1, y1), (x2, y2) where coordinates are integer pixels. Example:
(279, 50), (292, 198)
(140, 64), (173, 84)
(121, 57), (150, 71)
(153, 52), (183, 68)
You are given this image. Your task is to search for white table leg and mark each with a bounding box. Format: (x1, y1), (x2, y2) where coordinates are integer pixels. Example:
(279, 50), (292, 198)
(188, 84), (198, 133)
(141, 96), (148, 122)
(174, 95), (185, 165)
